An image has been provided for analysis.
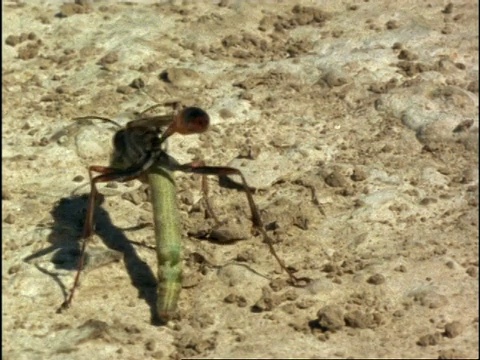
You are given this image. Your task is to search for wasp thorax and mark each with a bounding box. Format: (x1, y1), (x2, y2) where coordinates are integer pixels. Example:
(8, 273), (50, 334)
(110, 127), (160, 169)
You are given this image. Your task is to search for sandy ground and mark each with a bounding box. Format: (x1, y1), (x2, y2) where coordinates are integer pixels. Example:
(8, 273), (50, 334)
(2, 0), (479, 359)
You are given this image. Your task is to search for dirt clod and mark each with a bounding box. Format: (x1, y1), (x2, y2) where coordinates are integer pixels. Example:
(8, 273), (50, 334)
(3, 1), (478, 359)
(443, 321), (463, 338)
(316, 305), (345, 331)
(367, 273), (386, 285)
(417, 332), (442, 346)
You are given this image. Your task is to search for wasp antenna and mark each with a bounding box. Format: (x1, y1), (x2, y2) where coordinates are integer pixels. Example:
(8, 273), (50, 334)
(73, 116), (123, 128)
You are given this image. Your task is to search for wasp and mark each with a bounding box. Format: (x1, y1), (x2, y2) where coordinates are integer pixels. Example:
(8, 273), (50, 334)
(59, 103), (306, 320)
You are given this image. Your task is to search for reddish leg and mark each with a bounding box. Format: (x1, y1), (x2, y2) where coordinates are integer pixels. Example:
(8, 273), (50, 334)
(185, 160), (223, 226)
(58, 163), (153, 312)
(175, 162), (310, 286)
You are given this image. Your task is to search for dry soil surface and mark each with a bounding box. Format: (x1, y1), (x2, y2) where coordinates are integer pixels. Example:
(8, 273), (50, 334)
(2, 1), (479, 359)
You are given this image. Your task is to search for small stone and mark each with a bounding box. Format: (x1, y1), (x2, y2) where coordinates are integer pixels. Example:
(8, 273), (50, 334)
(18, 44), (39, 60)
(321, 70), (348, 87)
(444, 321), (463, 338)
(438, 348), (466, 359)
(129, 78), (145, 89)
(2, 190), (12, 200)
(398, 49), (418, 60)
(393, 310), (404, 317)
(414, 291), (448, 309)
(392, 42), (403, 50)
(73, 175), (84, 182)
(442, 3), (453, 14)
(122, 190), (146, 205)
(236, 296), (247, 307)
(269, 278), (287, 292)
(55, 86), (69, 94)
(417, 332), (442, 346)
(252, 287), (277, 312)
(98, 51), (119, 66)
(58, 2), (92, 17)
(218, 108), (235, 119)
(159, 67), (204, 88)
(445, 261), (455, 269)
(7, 264), (22, 275)
(324, 170), (348, 188)
(4, 214), (15, 224)
(5, 35), (21, 46)
(224, 293), (237, 304)
(367, 273), (385, 285)
(145, 339), (156, 351)
(344, 310), (376, 329)
(351, 167), (367, 181)
(466, 266), (477, 278)
(441, 25), (453, 35)
(420, 197), (438, 205)
(394, 265), (407, 272)
(385, 20), (399, 29)
(316, 305), (345, 331)
(296, 299), (315, 309)
(209, 221), (249, 243)
(40, 94), (57, 102)
(116, 85), (133, 94)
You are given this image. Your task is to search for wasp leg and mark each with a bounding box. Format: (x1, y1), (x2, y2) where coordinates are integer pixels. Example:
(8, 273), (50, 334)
(173, 162), (311, 287)
(58, 156), (158, 312)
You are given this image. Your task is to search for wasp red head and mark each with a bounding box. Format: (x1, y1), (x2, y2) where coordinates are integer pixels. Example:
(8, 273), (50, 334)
(177, 107), (210, 134)
(159, 107), (209, 144)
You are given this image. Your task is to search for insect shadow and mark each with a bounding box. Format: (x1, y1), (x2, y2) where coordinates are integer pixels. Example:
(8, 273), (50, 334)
(24, 193), (161, 324)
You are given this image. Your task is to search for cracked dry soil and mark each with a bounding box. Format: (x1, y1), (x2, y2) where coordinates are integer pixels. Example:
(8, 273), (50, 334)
(2, 1), (478, 359)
